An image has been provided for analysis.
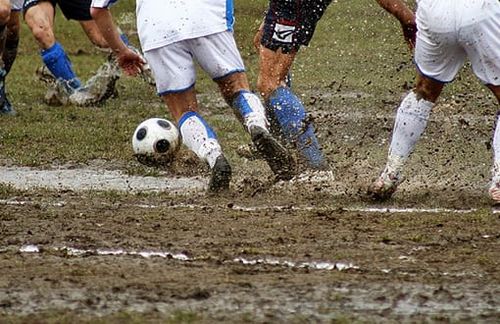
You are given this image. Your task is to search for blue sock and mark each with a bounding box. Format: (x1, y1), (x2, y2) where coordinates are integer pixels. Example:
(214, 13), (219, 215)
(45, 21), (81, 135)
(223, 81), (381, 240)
(41, 42), (81, 89)
(120, 33), (130, 46)
(267, 86), (326, 169)
(232, 90), (253, 118)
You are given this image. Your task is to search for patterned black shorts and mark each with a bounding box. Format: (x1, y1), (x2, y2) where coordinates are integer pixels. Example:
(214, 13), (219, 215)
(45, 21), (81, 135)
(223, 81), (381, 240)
(23, 0), (92, 21)
(261, 0), (333, 53)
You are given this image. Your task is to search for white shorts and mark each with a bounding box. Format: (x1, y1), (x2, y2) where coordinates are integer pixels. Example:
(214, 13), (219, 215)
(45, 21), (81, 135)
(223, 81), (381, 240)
(415, 0), (500, 85)
(11, 0), (23, 11)
(144, 31), (246, 95)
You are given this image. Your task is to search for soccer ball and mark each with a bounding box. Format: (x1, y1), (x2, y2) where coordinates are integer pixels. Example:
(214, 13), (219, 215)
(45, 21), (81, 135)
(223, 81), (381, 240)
(132, 118), (180, 165)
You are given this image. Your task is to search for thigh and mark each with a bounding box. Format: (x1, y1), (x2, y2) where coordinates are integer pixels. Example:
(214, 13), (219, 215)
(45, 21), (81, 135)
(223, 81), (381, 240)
(189, 31), (245, 81)
(414, 29), (465, 83)
(57, 0), (91, 21)
(144, 42), (197, 96)
(23, 0), (55, 48)
(461, 10), (500, 86)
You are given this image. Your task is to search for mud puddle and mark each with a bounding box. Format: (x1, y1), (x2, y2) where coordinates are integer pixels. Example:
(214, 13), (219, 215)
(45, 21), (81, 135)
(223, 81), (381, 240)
(0, 166), (205, 193)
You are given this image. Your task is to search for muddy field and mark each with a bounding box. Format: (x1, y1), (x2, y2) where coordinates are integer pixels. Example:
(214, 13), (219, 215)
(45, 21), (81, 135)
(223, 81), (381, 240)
(1, 0), (499, 321)
(1, 90), (500, 322)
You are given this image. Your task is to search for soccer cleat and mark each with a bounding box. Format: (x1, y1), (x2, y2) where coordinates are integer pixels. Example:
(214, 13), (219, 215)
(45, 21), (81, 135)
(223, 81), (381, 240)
(236, 142), (262, 160)
(36, 66), (73, 106)
(0, 96), (16, 116)
(0, 68), (15, 116)
(69, 61), (121, 106)
(250, 126), (295, 180)
(208, 155), (232, 193)
(489, 167), (500, 204)
(489, 183), (500, 204)
(367, 168), (402, 201)
(36, 65), (56, 84)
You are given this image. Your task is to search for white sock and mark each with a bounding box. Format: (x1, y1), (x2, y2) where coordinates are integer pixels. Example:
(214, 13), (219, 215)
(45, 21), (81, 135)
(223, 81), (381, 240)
(233, 91), (269, 132)
(179, 112), (222, 168)
(387, 91), (434, 171)
(492, 113), (500, 178)
(383, 155), (406, 178)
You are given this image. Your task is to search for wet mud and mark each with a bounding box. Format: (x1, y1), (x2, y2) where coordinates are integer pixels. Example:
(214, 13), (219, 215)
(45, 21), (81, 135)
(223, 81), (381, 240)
(1, 91), (500, 322)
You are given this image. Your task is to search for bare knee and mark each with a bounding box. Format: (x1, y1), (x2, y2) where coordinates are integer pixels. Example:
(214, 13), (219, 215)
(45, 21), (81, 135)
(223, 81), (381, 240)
(0, 2), (11, 25)
(25, 13), (54, 49)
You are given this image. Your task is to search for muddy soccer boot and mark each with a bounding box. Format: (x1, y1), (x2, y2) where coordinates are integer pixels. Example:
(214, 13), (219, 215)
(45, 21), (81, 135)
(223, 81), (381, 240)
(249, 125), (295, 181)
(69, 60), (121, 106)
(36, 66), (76, 106)
(0, 68), (15, 116)
(367, 167), (402, 201)
(208, 155), (232, 193)
(0, 96), (16, 116)
(489, 162), (500, 204)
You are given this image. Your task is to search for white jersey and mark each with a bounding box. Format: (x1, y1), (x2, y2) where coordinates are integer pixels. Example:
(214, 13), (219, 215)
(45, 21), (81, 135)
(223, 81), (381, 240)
(92, 0), (235, 52)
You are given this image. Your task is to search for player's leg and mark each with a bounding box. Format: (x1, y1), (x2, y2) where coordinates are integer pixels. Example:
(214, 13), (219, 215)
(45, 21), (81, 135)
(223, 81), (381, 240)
(0, 9), (20, 115)
(193, 31), (295, 180)
(368, 3), (466, 200)
(0, 0), (12, 115)
(217, 71), (295, 180)
(73, 2), (153, 105)
(24, 0), (82, 93)
(163, 89), (231, 193)
(144, 42), (231, 193)
(458, 3), (500, 202)
(489, 85), (500, 202)
(368, 73), (443, 200)
(256, 0), (331, 170)
(3, 10), (19, 75)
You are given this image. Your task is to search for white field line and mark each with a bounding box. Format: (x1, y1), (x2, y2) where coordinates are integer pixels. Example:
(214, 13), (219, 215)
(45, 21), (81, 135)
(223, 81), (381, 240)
(0, 198), (492, 214)
(17, 244), (357, 272)
(15, 244), (489, 277)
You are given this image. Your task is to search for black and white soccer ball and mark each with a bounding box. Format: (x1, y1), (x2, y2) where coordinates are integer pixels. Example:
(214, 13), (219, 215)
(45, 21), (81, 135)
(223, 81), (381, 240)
(132, 118), (180, 166)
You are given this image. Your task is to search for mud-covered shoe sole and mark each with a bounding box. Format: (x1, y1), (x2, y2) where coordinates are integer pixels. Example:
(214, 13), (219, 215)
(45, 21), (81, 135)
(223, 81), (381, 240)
(489, 186), (500, 205)
(250, 126), (295, 181)
(208, 155), (232, 193)
(0, 98), (16, 116)
(367, 177), (398, 201)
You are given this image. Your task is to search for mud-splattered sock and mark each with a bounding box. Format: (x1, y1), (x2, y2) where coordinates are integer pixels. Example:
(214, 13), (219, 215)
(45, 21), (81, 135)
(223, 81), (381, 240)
(41, 42), (81, 90)
(388, 91), (434, 160)
(266, 86), (325, 169)
(178, 111), (223, 168)
(232, 90), (269, 132)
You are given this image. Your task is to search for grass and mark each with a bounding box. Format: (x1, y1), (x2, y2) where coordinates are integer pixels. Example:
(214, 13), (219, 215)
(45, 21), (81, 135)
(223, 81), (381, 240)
(0, 0), (494, 183)
(1, 0), (485, 169)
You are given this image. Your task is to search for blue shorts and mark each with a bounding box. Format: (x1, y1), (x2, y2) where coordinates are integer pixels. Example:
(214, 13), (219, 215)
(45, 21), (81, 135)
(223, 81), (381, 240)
(261, 0), (333, 53)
